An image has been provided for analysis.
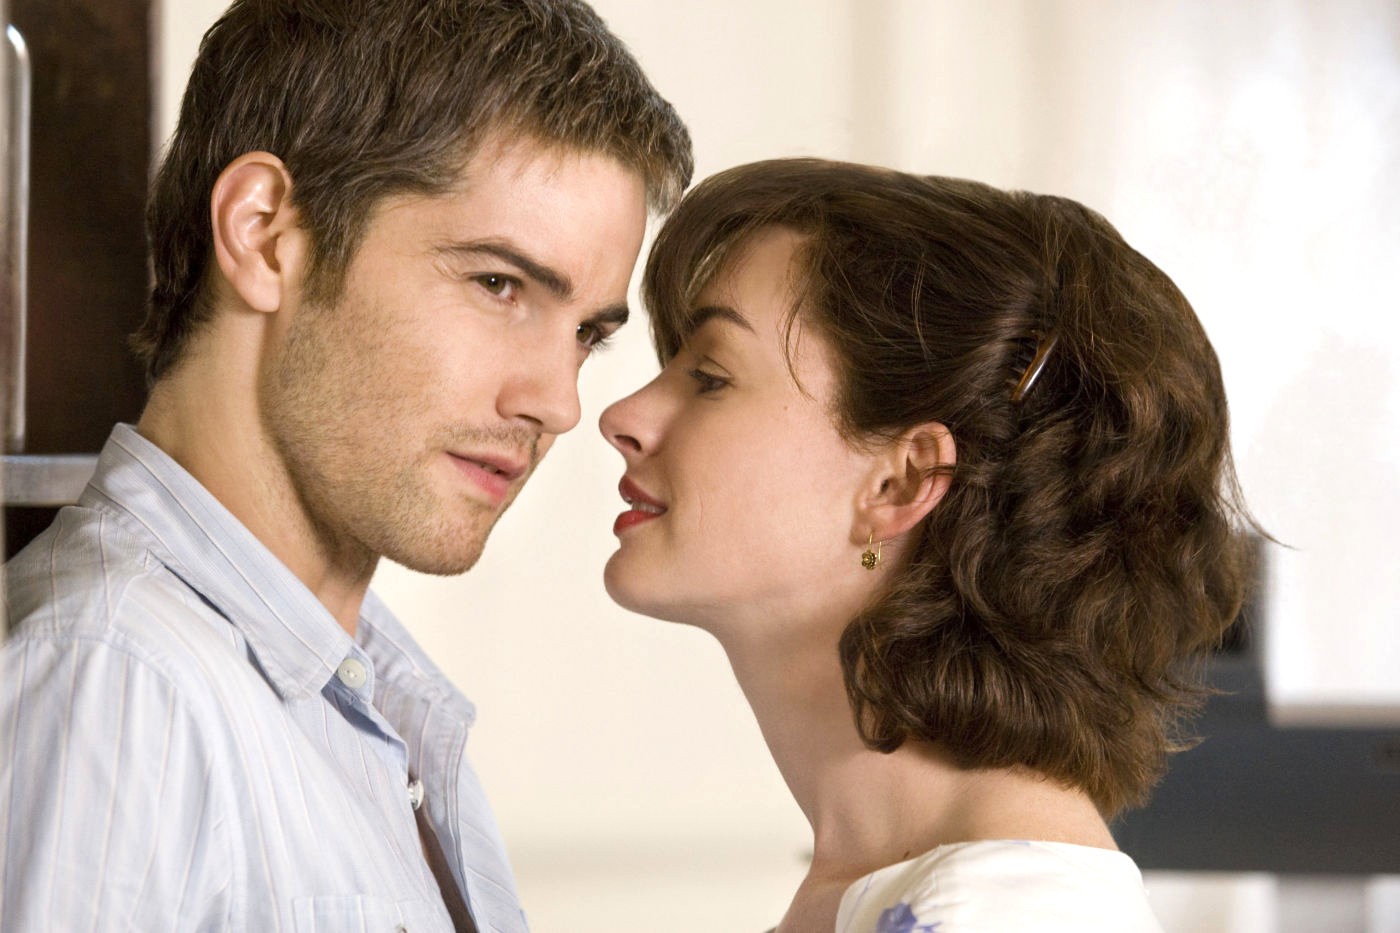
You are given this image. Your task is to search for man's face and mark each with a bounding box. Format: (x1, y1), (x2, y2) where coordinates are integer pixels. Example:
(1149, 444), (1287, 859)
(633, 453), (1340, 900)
(261, 135), (648, 576)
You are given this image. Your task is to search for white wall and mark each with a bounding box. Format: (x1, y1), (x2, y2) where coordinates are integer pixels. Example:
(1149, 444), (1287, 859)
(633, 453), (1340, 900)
(157, 2), (1400, 930)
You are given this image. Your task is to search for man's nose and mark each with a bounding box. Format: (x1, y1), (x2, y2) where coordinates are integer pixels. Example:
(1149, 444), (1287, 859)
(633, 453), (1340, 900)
(498, 337), (583, 437)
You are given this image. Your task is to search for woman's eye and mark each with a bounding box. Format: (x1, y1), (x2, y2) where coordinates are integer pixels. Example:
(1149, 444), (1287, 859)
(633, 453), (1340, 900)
(474, 274), (518, 299)
(687, 368), (730, 395)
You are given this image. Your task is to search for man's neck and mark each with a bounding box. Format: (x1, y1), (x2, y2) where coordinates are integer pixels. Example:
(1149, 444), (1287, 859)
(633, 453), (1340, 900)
(138, 354), (376, 636)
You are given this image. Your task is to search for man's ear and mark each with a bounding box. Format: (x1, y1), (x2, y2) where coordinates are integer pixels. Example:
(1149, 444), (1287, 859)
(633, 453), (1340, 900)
(853, 422), (956, 543)
(210, 151), (304, 313)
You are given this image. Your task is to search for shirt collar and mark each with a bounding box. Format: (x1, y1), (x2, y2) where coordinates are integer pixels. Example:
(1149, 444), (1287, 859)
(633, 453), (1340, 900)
(81, 423), (355, 701)
(358, 588), (476, 725)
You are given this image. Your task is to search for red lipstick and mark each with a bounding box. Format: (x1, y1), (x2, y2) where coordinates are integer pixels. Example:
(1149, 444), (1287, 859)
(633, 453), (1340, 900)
(613, 476), (667, 535)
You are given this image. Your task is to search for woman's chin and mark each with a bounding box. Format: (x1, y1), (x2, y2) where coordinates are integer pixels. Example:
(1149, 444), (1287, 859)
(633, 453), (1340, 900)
(602, 552), (658, 615)
(602, 553), (694, 624)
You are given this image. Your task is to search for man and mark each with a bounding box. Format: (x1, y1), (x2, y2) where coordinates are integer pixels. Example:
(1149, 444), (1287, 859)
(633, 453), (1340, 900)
(0, 0), (691, 929)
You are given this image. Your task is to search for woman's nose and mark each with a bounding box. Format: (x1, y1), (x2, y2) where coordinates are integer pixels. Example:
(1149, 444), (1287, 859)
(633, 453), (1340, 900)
(599, 378), (661, 458)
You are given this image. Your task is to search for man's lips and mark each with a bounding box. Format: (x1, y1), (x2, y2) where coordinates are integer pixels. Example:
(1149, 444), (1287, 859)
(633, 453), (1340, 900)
(448, 450), (528, 505)
(614, 476), (667, 534)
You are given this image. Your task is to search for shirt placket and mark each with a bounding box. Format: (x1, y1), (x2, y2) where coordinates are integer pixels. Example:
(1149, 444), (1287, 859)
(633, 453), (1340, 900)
(328, 650), (443, 903)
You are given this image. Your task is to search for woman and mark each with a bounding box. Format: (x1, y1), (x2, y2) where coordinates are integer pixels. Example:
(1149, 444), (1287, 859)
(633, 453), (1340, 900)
(600, 160), (1251, 932)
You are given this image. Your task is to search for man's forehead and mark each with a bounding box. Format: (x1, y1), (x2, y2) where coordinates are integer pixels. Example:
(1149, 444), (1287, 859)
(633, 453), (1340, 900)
(450, 130), (642, 193)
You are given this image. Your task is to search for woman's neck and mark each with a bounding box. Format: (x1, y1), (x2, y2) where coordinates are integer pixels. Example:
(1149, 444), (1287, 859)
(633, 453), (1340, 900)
(718, 616), (1117, 911)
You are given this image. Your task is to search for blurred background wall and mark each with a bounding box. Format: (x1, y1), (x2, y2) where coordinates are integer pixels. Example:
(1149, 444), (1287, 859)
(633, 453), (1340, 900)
(155, 1), (1400, 929)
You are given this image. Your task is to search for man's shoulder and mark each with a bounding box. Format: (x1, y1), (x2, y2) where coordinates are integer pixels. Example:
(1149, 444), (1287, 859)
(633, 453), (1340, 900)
(4, 503), (234, 684)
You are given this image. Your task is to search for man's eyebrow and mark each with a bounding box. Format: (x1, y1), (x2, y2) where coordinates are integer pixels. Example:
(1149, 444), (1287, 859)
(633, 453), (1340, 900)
(436, 239), (573, 300)
(689, 304), (755, 334)
(586, 304), (631, 329)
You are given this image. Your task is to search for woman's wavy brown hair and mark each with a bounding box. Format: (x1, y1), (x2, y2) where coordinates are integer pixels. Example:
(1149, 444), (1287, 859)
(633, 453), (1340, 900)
(644, 159), (1253, 816)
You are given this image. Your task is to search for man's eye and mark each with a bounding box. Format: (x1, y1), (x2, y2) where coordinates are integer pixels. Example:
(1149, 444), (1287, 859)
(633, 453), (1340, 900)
(474, 274), (518, 299)
(577, 322), (615, 352)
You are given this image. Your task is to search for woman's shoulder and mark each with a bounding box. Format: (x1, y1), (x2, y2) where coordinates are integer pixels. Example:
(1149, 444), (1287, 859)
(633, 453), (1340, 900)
(835, 839), (1166, 933)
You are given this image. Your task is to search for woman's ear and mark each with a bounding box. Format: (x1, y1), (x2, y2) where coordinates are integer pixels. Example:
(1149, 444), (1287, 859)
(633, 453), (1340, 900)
(210, 151), (305, 313)
(854, 422), (956, 542)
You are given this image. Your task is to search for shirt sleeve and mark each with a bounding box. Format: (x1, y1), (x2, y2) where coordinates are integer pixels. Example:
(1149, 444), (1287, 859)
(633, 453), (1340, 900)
(0, 633), (233, 931)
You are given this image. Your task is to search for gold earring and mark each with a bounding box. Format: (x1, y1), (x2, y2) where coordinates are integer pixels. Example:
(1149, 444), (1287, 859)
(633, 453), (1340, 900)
(861, 532), (882, 570)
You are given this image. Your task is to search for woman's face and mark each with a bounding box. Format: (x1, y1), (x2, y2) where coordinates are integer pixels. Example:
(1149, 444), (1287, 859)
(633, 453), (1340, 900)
(600, 227), (882, 634)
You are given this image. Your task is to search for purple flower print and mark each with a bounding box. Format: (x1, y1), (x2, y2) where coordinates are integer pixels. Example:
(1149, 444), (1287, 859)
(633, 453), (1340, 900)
(875, 902), (941, 933)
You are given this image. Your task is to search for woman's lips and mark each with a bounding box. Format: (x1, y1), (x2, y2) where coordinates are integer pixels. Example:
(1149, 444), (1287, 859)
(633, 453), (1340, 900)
(614, 476), (667, 535)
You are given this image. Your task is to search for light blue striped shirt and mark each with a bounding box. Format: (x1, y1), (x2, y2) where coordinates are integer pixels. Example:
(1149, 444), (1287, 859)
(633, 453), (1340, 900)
(1, 424), (527, 932)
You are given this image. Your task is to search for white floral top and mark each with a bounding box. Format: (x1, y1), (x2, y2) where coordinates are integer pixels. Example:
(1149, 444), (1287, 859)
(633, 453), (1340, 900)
(835, 839), (1165, 932)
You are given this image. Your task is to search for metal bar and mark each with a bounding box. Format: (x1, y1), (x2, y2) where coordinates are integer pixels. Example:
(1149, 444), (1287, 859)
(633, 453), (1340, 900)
(2, 454), (96, 506)
(5, 23), (30, 454)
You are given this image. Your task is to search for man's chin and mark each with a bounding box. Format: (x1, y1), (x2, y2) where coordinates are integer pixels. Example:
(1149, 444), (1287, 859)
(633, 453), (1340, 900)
(379, 525), (490, 578)
(390, 541), (486, 577)
(368, 487), (504, 576)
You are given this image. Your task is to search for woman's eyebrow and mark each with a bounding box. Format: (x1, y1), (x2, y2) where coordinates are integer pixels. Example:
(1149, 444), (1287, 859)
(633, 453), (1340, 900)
(690, 304), (755, 334)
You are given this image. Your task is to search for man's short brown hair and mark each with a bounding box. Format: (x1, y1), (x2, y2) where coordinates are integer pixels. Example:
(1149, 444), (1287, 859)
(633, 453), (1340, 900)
(135, 0), (692, 383)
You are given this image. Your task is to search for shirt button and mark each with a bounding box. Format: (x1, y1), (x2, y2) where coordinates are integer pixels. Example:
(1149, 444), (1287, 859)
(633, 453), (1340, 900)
(336, 657), (368, 689)
(407, 779), (424, 811)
